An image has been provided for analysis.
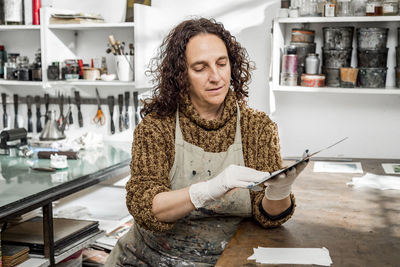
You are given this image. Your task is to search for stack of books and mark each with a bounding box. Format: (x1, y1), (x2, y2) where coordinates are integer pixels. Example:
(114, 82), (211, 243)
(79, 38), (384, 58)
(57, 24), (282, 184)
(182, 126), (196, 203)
(1, 245), (30, 267)
(2, 217), (100, 256)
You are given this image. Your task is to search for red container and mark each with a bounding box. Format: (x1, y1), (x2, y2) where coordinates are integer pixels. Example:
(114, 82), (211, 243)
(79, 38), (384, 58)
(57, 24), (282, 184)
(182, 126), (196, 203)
(33, 0), (41, 25)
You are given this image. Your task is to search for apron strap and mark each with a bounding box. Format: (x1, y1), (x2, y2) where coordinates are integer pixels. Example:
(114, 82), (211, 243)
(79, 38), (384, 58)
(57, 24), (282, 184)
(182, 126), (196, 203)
(175, 107), (184, 142)
(233, 102), (242, 145)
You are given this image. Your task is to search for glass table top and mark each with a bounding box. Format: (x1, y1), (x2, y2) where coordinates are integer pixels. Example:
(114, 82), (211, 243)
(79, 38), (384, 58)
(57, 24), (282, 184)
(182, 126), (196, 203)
(0, 142), (131, 209)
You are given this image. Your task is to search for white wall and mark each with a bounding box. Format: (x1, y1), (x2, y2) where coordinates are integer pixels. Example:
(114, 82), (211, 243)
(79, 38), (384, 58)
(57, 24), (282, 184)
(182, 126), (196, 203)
(2, 0), (398, 159)
(135, 0), (279, 113)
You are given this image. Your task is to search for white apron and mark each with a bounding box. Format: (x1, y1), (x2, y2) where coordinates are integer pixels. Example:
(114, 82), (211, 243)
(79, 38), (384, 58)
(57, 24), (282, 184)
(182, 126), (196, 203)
(106, 103), (251, 267)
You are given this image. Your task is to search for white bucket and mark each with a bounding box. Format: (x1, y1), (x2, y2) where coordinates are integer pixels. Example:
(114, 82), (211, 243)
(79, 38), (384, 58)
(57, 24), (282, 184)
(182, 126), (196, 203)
(115, 55), (134, 82)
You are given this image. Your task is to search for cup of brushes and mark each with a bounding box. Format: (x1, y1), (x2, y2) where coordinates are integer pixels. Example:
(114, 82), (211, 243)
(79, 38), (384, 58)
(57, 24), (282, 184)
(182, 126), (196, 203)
(107, 35), (134, 82)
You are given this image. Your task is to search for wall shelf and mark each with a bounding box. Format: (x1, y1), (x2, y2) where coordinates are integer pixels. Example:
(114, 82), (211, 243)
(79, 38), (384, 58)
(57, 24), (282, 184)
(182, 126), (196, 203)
(0, 25), (40, 31)
(0, 80), (43, 86)
(277, 15), (400, 24)
(48, 80), (136, 86)
(274, 86), (400, 95)
(48, 22), (135, 31)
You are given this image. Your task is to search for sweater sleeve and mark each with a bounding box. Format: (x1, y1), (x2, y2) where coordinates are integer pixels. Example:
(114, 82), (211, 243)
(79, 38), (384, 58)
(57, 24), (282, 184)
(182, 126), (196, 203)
(250, 119), (296, 228)
(125, 116), (176, 232)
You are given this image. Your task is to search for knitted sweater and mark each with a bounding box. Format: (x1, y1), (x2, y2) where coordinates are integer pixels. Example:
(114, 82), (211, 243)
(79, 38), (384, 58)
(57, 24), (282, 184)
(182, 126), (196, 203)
(126, 90), (295, 233)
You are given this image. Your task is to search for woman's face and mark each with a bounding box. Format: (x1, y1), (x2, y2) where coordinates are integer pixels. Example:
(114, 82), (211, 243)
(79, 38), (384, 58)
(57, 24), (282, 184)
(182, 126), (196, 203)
(185, 33), (231, 113)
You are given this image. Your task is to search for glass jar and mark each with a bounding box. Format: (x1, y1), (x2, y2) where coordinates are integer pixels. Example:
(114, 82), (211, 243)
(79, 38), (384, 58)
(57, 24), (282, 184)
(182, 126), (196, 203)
(5, 53), (19, 80)
(17, 56), (30, 81)
(31, 63), (42, 81)
(47, 62), (60, 81)
(324, 0), (337, 16)
(299, 0), (311, 16)
(305, 53), (320, 74)
(317, 0), (327, 16)
(0, 46), (5, 79)
(4, 0), (23, 25)
(366, 0), (383, 15)
(353, 0), (368, 15)
(337, 0), (354, 16)
(382, 0), (399, 15)
(31, 49), (42, 81)
(291, 0), (302, 8)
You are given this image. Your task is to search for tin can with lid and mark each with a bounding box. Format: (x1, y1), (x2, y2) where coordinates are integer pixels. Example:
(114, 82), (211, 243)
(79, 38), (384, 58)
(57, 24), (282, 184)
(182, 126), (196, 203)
(301, 74), (325, 87)
(291, 29), (315, 43)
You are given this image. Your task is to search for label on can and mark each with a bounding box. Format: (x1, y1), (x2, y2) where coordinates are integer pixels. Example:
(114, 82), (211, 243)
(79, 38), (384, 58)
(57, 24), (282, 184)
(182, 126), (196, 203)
(366, 3), (376, 13)
(324, 4), (336, 17)
(383, 4), (394, 13)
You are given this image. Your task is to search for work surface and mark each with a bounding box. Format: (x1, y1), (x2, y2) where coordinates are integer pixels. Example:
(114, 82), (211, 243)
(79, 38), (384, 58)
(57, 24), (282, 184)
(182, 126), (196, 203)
(216, 159), (400, 267)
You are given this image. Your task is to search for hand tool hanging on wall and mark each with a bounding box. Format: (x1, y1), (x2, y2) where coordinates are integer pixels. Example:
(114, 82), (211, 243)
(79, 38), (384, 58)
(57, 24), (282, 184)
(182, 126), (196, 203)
(68, 96), (73, 125)
(93, 88), (105, 126)
(57, 93), (64, 126)
(34, 96), (42, 133)
(118, 94), (124, 132)
(26, 95), (33, 133)
(74, 91), (83, 127)
(133, 91), (139, 126)
(124, 91), (130, 130)
(1, 93), (8, 129)
(44, 93), (50, 123)
(107, 96), (115, 134)
(13, 94), (19, 128)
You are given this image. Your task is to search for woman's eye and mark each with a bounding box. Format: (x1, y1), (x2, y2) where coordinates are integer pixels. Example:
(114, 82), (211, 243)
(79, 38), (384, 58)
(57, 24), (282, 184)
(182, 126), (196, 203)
(194, 67), (205, 72)
(218, 62), (227, 67)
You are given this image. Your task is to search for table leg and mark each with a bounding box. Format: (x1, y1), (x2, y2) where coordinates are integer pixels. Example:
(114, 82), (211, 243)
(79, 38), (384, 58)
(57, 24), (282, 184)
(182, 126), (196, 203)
(43, 203), (55, 266)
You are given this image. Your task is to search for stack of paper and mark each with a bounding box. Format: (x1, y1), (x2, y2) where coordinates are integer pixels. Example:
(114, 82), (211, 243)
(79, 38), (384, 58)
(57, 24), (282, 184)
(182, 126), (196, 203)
(50, 13), (104, 24)
(248, 247), (332, 266)
(347, 173), (400, 190)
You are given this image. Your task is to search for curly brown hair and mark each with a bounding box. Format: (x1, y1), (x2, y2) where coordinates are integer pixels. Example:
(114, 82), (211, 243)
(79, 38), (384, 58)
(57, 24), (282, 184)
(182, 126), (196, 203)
(141, 17), (255, 117)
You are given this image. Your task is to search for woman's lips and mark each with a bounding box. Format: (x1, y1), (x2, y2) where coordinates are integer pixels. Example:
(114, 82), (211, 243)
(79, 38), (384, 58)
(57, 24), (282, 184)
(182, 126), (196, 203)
(207, 86), (223, 92)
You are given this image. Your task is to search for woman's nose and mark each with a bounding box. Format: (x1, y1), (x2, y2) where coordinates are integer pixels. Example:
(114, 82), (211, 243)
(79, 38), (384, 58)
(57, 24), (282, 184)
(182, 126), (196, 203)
(208, 66), (222, 82)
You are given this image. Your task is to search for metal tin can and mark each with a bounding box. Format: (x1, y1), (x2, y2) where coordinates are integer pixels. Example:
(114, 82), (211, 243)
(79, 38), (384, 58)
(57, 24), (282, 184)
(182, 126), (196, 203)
(291, 28), (315, 43)
(282, 54), (298, 74)
(301, 74), (326, 87)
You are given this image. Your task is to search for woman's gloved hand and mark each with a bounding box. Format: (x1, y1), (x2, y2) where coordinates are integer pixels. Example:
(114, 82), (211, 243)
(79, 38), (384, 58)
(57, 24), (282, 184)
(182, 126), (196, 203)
(264, 161), (308, 200)
(189, 164), (269, 209)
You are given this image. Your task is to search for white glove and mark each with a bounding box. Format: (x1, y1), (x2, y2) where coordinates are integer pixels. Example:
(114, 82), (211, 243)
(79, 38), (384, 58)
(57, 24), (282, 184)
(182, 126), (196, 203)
(264, 161), (308, 200)
(189, 164), (269, 209)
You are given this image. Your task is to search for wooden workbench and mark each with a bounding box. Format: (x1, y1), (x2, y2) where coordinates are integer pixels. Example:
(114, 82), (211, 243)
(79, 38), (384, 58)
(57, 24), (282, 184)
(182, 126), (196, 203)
(216, 159), (400, 267)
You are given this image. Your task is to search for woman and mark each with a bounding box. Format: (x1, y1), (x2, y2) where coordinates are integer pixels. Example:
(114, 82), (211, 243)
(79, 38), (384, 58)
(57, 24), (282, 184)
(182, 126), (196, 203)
(106, 18), (307, 266)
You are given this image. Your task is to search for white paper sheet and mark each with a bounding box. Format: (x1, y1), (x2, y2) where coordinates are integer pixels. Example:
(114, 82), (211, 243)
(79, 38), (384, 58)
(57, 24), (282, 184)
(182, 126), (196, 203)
(113, 175), (131, 187)
(54, 185), (129, 221)
(347, 173), (400, 190)
(313, 161), (363, 173)
(248, 247), (332, 266)
(381, 163), (400, 175)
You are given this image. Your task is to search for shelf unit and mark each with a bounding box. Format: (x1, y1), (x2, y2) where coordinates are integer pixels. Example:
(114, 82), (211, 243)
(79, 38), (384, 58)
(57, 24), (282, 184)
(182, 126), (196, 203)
(271, 15), (400, 94)
(0, 8), (145, 91)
